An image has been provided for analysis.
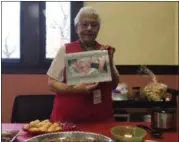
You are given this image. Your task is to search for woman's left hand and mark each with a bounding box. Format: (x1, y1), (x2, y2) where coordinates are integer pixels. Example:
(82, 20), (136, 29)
(101, 45), (115, 61)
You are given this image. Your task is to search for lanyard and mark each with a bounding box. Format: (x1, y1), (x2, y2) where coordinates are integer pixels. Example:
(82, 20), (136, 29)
(79, 40), (98, 51)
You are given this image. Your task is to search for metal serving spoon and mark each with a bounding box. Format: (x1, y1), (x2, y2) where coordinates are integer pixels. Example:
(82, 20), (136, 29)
(137, 125), (162, 138)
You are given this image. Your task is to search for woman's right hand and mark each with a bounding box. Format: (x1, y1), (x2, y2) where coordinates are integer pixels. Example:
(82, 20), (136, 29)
(48, 77), (98, 94)
(73, 82), (99, 94)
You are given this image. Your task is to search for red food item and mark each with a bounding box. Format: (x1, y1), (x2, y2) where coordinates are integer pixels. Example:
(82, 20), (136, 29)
(60, 122), (79, 131)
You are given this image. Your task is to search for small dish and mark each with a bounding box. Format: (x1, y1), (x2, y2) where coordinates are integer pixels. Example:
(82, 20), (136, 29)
(2, 129), (20, 142)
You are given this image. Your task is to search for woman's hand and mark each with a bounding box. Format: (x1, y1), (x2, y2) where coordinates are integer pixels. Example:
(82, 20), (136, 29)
(73, 82), (99, 94)
(101, 45), (115, 61)
(48, 77), (99, 94)
(98, 56), (106, 70)
(100, 45), (119, 89)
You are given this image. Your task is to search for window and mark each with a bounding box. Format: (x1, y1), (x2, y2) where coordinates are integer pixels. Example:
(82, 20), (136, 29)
(2, 1), (83, 73)
(2, 2), (20, 59)
(46, 2), (71, 59)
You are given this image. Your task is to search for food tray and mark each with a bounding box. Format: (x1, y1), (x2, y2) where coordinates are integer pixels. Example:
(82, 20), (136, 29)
(2, 129), (20, 142)
(24, 131), (113, 142)
(23, 122), (78, 135)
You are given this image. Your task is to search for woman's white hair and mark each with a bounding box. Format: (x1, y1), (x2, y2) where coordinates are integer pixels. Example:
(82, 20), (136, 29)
(74, 6), (101, 26)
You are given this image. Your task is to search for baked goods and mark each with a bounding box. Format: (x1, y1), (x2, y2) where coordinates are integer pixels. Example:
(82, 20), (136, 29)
(23, 119), (62, 133)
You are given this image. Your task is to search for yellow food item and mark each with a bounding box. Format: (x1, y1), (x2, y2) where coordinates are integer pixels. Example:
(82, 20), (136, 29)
(37, 119), (49, 127)
(23, 124), (30, 130)
(53, 123), (59, 127)
(29, 119), (40, 127)
(43, 122), (52, 129)
(39, 126), (48, 132)
(47, 123), (61, 132)
(47, 125), (57, 132)
(38, 125), (48, 132)
(55, 126), (61, 131)
(29, 127), (39, 132)
(25, 119), (61, 133)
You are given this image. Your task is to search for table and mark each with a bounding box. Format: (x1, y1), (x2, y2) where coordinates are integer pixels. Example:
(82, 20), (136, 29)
(2, 121), (178, 142)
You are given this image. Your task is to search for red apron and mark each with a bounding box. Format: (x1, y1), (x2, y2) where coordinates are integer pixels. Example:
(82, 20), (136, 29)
(50, 40), (113, 123)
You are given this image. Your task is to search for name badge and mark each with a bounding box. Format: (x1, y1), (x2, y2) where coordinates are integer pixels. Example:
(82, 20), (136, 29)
(93, 89), (102, 104)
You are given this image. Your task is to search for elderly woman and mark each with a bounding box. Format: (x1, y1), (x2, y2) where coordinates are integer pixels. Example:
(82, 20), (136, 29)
(47, 6), (120, 123)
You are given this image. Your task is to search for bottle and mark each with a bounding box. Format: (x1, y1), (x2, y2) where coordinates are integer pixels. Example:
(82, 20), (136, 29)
(132, 87), (140, 100)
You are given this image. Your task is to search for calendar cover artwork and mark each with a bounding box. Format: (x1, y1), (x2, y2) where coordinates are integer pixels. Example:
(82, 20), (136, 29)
(65, 50), (112, 85)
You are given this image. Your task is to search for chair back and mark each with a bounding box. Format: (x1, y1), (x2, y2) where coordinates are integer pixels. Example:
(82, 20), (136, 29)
(11, 94), (55, 123)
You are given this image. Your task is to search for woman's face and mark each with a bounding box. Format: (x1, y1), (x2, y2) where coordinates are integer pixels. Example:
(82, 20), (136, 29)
(76, 13), (100, 44)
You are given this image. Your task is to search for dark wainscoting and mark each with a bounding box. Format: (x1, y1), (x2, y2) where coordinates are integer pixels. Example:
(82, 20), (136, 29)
(113, 100), (177, 108)
(2, 65), (179, 74)
(116, 65), (179, 75)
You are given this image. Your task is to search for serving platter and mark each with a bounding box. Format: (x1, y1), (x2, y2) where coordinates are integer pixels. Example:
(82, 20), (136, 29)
(25, 131), (113, 142)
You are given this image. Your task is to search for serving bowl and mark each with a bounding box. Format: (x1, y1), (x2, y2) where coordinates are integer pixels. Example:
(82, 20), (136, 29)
(110, 125), (147, 142)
